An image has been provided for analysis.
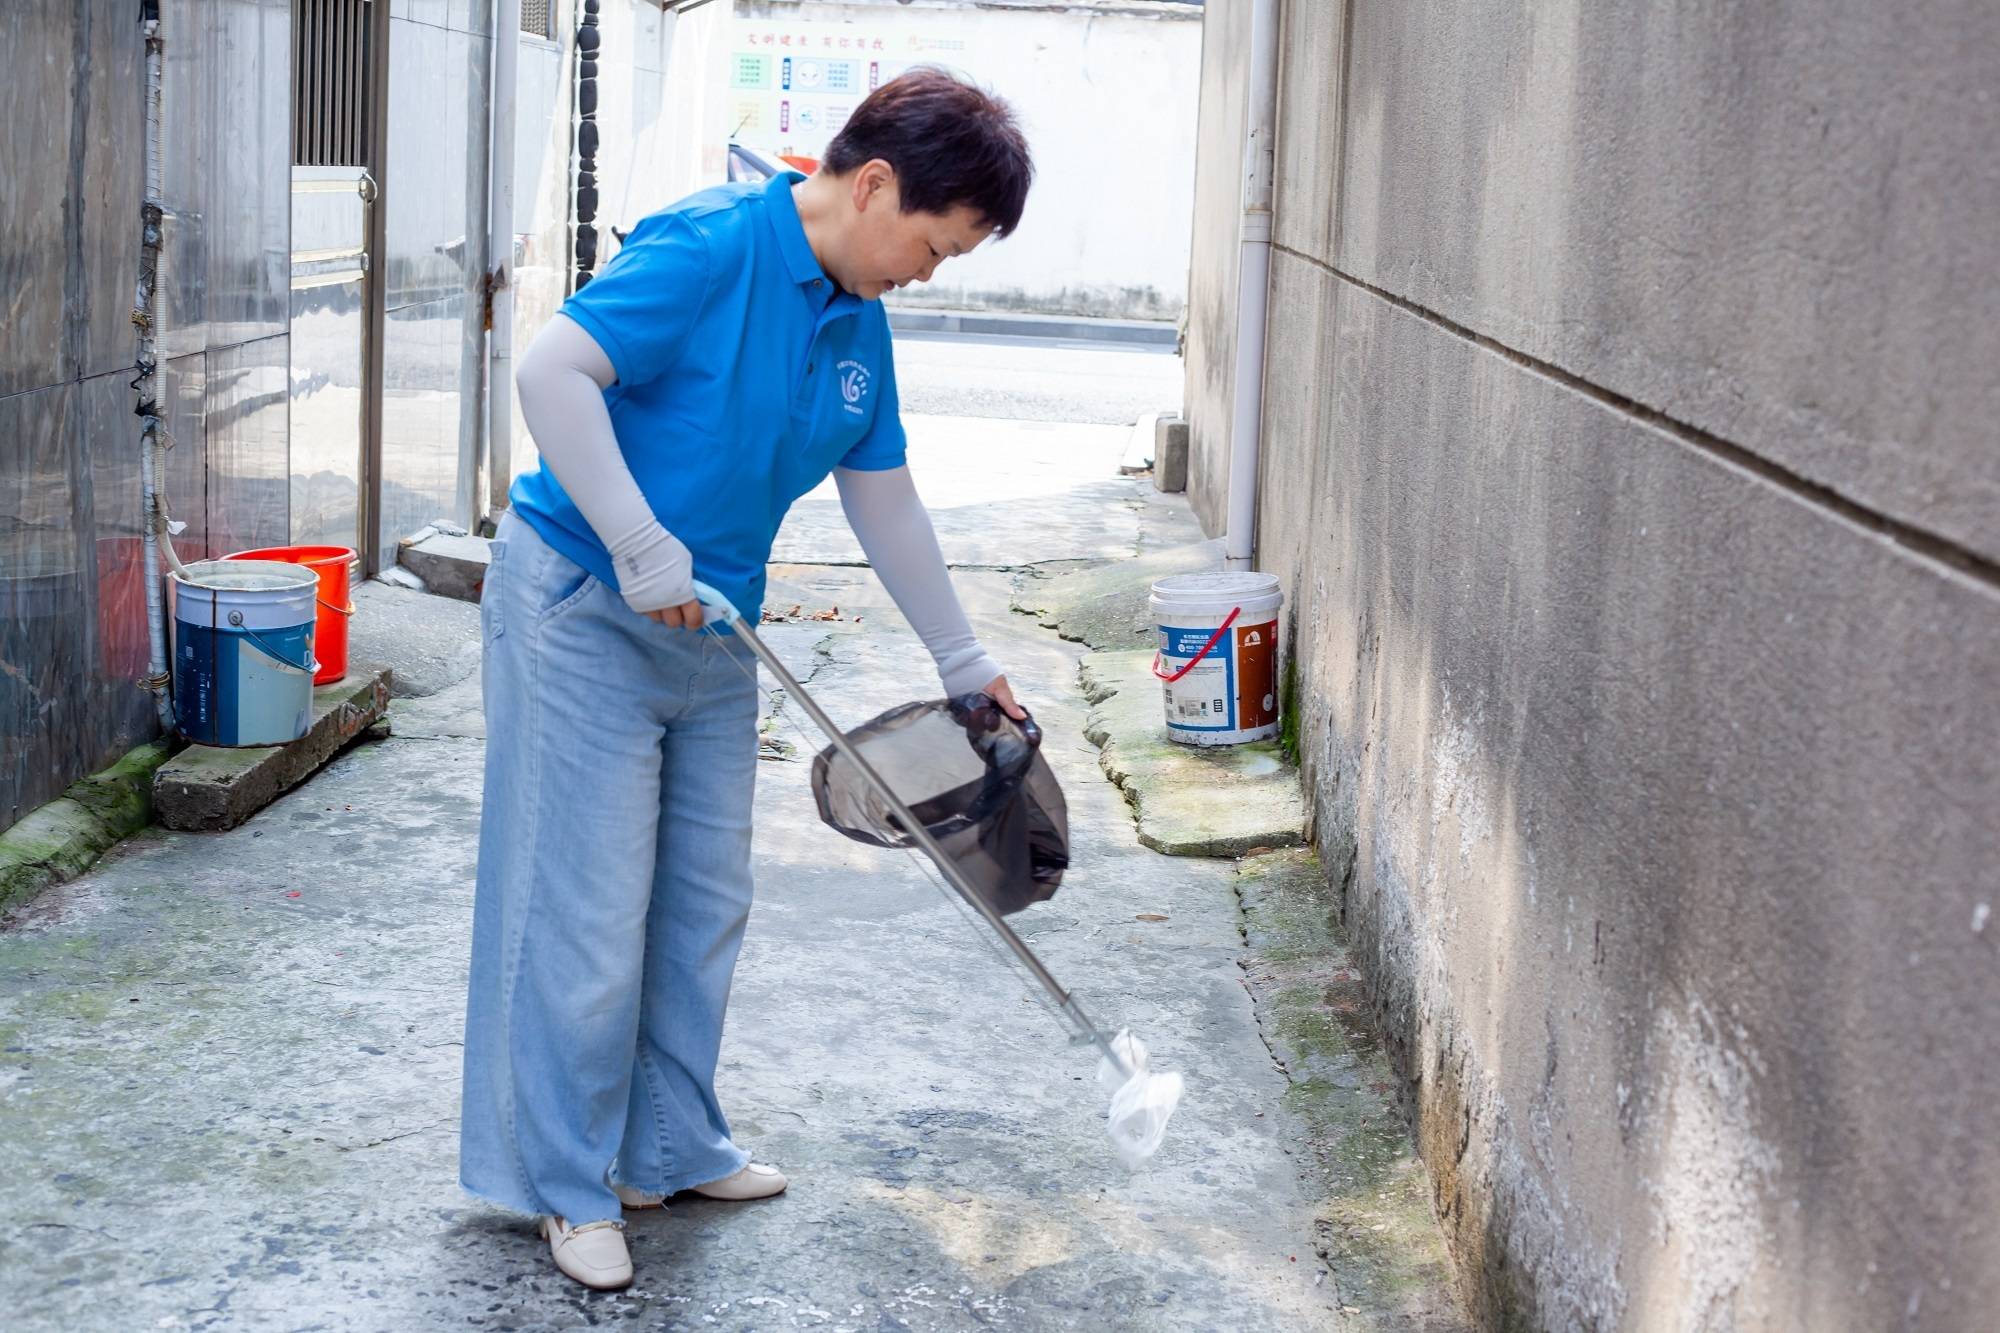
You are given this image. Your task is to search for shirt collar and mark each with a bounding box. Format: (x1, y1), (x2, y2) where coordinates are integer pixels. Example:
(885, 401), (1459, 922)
(765, 171), (827, 289)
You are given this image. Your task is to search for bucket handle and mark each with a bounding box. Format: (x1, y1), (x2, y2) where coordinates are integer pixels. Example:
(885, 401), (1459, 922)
(318, 596), (355, 617)
(227, 611), (322, 676)
(1151, 606), (1241, 683)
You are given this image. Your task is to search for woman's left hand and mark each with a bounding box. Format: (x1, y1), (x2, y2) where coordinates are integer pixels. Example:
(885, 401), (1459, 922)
(984, 675), (1028, 721)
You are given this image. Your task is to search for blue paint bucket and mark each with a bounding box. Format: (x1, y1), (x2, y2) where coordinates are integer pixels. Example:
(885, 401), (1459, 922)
(171, 559), (320, 747)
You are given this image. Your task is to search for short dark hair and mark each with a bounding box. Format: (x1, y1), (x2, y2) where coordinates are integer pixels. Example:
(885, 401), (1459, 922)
(822, 68), (1033, 237)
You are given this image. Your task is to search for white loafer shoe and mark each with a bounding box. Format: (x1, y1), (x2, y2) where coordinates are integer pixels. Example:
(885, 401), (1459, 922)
(613, 1182), (668, 1211)
(691, 1162), (788, 1201)
(540, 1215), (634, 1290)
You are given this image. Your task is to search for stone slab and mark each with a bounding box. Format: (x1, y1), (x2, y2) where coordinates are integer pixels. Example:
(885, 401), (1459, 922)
(375, 563), (427, 592)
(153, 668), (393, 831)
(1081, 648), (1306, 857)
(396, 529), (492, 603)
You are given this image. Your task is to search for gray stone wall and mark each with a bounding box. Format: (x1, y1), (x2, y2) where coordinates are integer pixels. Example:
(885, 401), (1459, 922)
(1189, 2), (2000, 1326)
(1181, 0), (1248, 537)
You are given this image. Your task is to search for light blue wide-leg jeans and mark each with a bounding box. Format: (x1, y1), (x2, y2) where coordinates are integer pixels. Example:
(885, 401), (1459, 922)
(460, 512), (759, 1225)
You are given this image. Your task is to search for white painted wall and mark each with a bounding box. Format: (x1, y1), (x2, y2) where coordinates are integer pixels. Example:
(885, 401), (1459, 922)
(502, 0), (1196, 486)
(508, 0), (732, 483)
(677, 0), (1203, 320)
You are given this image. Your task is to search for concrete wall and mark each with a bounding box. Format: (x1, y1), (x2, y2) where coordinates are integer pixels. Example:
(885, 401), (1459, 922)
(654, 0), (1204, 321)
(1180, 0), (1246, 535)
(1190, 1), (2000, 1327)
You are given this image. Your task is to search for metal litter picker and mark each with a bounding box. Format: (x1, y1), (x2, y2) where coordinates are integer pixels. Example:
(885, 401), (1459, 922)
(692, 581), (1184, 1166)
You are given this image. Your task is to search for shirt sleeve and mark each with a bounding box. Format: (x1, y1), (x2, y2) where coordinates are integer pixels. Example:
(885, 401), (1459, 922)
(835, 465), (1001, 696)
(514, 313), (695, 613)
(838, 334), (908, 472)
(557, 211), (714, 388)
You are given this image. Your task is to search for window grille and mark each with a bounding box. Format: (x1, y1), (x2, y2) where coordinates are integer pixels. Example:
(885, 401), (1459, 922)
(522, 0), (554, 39)
(292, 0), (372, 168)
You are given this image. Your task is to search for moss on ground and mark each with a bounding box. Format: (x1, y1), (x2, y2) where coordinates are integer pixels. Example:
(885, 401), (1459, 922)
(1236, 847), (1469, 1328)
(1, 740), (174, 918)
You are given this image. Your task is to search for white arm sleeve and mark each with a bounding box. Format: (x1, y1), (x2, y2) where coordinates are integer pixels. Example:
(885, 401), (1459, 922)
(835, 465), (1003, 697)
(513, 312), (694, 614)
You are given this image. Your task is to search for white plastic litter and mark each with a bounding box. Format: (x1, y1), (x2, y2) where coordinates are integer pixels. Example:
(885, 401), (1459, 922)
(1098, 1029), (1185, 1166)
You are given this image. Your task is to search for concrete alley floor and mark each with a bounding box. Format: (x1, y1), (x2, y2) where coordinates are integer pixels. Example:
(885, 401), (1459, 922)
(0, 337), (1395, 1330)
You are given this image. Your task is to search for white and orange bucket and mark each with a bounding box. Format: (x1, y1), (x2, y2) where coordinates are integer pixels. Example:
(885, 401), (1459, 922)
(1149, 572), (1283, 746)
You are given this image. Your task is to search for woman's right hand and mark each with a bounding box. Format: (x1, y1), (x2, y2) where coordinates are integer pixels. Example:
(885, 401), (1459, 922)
(646, 599), (706, 630)
(606, 521), (699, 623)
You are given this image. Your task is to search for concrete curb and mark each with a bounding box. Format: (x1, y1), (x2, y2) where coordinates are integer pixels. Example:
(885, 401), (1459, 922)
(154, 668), (393, 832)
(1081, 648), (1306, 857)
(0, 740), (175, 917)
(887, 307), (1178, 346)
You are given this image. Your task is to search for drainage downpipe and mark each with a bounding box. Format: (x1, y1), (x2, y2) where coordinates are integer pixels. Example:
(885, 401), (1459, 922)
(1223, 0), (1281, 572)
(483, 0), (521, 522)
(135, 3), (188, 732)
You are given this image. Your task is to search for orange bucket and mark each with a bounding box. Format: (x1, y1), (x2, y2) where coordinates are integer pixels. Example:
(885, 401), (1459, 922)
(223, 545), (357, 684)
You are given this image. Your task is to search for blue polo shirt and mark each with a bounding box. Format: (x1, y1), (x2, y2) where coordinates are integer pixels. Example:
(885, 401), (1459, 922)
(509, 172), (905, 623)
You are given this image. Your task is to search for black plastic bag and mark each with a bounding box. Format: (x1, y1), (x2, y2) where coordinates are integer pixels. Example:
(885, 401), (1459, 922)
(810, 693), (1068, 915)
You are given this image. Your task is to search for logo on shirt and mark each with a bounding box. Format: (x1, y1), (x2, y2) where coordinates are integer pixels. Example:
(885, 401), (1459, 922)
(837, 359), (871, 416)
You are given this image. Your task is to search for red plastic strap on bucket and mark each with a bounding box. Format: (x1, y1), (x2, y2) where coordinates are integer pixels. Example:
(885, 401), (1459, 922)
(1151, 606), (1241, 683)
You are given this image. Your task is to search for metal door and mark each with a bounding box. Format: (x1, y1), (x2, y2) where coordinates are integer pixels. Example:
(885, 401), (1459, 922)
(287, 0), (387, 572)
(288, 166), (373, 555)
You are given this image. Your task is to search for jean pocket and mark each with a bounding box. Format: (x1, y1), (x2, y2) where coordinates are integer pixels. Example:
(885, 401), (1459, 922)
(534, 544), (599, 622)
(481, 540), (509, 643)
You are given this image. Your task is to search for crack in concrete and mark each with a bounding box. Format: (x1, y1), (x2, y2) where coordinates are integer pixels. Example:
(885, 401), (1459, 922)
(300, 977), (453, 997)
(1230, 851), (1472, 1329)
(1233, 913), (1299, 1082)
(24, 1220), (120, 1241)
(753, 631), (840, 763)
(335, 1117), (452, 1153)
